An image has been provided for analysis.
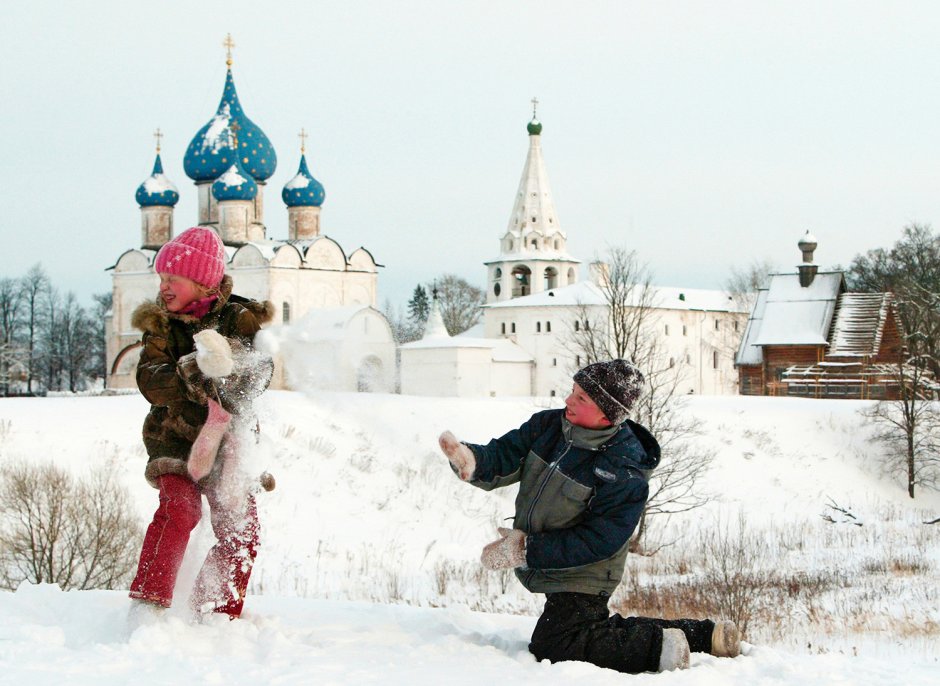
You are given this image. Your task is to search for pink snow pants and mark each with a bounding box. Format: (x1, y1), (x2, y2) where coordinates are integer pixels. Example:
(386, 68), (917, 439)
(129, 473), (260, 618)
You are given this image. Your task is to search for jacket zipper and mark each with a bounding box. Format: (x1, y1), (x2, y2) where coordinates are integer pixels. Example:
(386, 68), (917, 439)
(520, 439), (572, 587)
(525, 440), (573, 533)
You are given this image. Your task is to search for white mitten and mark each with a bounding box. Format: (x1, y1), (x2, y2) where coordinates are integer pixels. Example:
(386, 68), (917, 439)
(480, 527), (527, 570)
(438, 430), (476, 481)
(187, 399), (232, 482)
(193, 329), (233, 378)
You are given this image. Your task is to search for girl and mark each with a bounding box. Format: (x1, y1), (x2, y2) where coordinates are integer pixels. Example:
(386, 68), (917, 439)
(128, 226), (274, 621)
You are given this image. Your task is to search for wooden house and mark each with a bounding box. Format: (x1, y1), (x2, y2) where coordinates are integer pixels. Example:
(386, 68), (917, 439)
(736, 232), (910, 399)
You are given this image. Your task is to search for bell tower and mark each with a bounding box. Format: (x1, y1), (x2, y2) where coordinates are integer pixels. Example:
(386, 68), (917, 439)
(484, 100), (580, 303)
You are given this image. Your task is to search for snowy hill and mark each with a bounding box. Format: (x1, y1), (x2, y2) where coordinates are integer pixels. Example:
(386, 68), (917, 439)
(1, 583), (933, 686)
(1, 391), (938, 684)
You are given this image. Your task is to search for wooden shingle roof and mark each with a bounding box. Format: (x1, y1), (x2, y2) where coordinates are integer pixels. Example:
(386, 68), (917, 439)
(826, 292), (892, 357)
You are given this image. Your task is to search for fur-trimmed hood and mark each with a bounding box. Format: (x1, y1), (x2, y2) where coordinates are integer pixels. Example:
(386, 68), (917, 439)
(131, 275), (275, 336)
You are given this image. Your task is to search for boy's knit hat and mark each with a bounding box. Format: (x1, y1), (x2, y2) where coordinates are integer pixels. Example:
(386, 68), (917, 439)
(154, 227), (226, 289)
(573, 359), (645, 425)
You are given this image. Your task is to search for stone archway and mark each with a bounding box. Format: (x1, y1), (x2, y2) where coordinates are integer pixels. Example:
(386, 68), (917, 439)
(511, 265), (531, 298)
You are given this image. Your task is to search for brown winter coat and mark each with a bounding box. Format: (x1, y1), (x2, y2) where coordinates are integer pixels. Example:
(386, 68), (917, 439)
(131, 275), (275, 488)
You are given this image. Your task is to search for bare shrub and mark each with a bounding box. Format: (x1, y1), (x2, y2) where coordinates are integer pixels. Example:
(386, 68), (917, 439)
(0, 461), (143, 591)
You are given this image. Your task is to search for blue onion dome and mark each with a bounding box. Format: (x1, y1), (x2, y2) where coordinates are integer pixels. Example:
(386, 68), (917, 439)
(282, 154), (326, 207)
(135, 154), (180, 207)
(184, 68), (277, 182)
(211, 155), (258, 201)
(527, 117), (542, 136)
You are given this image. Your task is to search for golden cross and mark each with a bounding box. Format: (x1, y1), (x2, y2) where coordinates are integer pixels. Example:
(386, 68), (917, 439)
(223, 33), (235, 67)
(531, 97), (539, 118)
(298, 128), (308, 154)
(153, 127), (163, 154)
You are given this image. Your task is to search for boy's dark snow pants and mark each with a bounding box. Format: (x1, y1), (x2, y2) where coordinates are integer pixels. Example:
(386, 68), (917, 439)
(529, 592), (715, 673)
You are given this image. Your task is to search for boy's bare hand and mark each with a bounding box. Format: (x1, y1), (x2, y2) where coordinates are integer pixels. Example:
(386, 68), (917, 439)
(438, 430), (476, 481)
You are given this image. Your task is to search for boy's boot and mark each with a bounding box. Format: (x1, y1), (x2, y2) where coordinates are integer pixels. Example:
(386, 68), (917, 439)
(658, 628), (690, 671)
(710, 620), (741, 658)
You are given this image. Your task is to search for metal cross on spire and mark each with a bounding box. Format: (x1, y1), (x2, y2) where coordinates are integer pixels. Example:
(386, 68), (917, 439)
(298, 127), (308, 155)
(224, 33), (235, 67)
(531, 97), (539, 119)
(153, 127), (163, 154)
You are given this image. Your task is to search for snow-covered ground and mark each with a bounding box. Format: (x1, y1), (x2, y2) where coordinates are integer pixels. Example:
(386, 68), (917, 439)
(1, 391), (938, 684)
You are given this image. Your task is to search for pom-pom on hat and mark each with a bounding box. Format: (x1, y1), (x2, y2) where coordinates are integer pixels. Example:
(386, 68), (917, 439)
(154, 227), (226, 289)
(573, 359), (645, 426)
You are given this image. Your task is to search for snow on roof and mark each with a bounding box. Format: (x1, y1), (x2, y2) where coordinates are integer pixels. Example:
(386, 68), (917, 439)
(485, 280), (743, 312)
(827, 293), (892, 357)
(735, 288), (769, 365)
(284, 173), (311, 190)
(143, 173), (178, 193)
(400, 334), (534, 362)
(751, 272), (843, 346)
(201, 104), (232, 154)
(483, 250), (581, 264)
(230, 241), (280, 261)
(217, 164), (247, 187)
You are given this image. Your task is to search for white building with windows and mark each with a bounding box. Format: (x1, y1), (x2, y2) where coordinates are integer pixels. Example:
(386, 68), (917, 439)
(400, 109), (745, 398)
(106, 45), (394, 392)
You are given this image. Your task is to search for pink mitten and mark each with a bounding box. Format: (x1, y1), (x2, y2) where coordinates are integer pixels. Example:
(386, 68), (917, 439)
(187, 399), (232, 482)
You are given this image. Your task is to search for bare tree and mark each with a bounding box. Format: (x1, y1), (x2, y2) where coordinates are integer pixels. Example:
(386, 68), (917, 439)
(19, 264), (49, 394)
(847, 223), (940, 376)
(863, 285), (940, 498)
(87, 292), (112, 385)
(563, 246), (713, 549)
(430, 274), (485, 336)
(40, 285), (64, 391)
(58, 291), (96, 392)
(0, 277), (24, 396)
(381, 298), (412, 344)
(0, 461), (143, 591)
(724, 258), (775, 314)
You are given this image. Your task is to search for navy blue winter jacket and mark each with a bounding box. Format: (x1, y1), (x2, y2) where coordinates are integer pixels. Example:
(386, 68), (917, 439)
(465, 408), (661, 595)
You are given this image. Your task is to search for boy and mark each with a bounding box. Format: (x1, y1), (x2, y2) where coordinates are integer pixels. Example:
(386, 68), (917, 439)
(439, 359), (739, 673)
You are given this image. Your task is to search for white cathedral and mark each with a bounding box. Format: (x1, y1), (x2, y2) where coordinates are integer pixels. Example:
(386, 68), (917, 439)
(105, 44), (396, 392)
(400, 108), (746, 398)
(106, 42), (743, 399)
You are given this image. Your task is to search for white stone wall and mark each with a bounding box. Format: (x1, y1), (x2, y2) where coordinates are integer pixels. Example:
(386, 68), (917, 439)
(399, 346), (532, 397)
(400, 348), (463, 396)
(482, 303), (743, 397)
(107, 241), (381, 390)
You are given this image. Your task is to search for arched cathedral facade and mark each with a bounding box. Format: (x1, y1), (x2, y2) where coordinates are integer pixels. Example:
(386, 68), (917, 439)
(106, 44), (394, 392)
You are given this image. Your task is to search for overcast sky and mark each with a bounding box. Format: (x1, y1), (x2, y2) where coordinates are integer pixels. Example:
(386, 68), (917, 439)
(3, 1), (940, 308)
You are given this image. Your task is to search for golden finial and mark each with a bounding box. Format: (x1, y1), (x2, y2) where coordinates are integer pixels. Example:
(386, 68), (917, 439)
(223, 33), (235, 67)
(153, 127), (163, 154)
(531, 97), (539, 119)
(298, 127), (308, 155)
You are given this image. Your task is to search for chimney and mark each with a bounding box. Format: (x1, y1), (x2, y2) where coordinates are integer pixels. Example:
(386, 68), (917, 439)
(797, 230), (818, 288)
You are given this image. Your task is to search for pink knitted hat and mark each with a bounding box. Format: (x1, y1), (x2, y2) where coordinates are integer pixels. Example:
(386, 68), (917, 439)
(154, 227), (226, 289)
